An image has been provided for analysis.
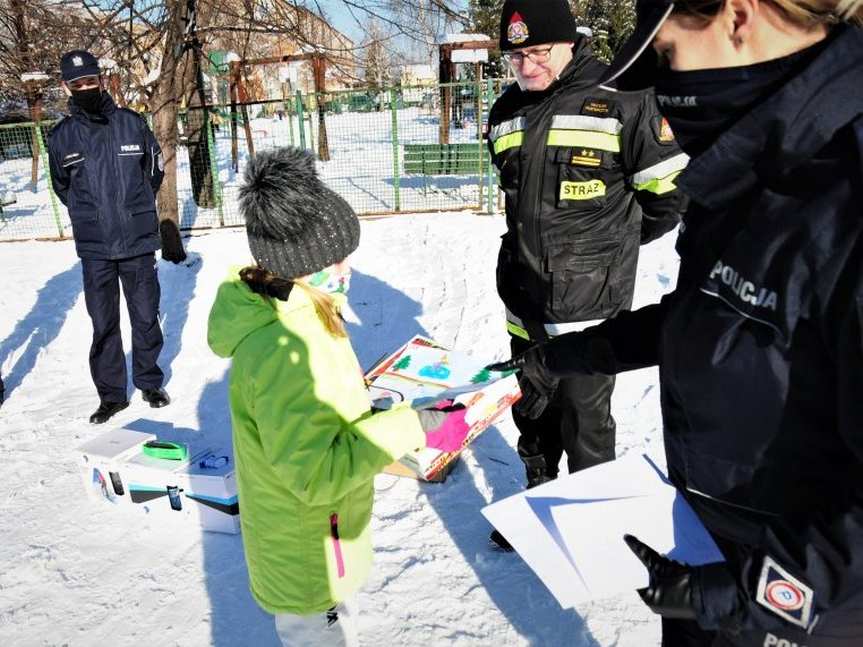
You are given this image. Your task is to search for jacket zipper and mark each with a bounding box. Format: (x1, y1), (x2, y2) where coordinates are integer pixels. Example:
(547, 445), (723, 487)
(330, 513), (345, 578)
(107, 122), (129, 257)
(522, 95), (560, 290)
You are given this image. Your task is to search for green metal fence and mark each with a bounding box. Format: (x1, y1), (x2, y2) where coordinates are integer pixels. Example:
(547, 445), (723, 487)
(0, 79), (509, 242)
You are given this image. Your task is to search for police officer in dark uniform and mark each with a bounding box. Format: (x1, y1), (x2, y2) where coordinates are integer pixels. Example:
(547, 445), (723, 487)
(48, 50), (170, 424)
(487, 0), (687, 548)
(491, 0), (863, 645)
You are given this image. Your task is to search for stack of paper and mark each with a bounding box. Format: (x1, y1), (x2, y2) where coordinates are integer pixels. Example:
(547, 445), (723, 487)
(482, 453), (725, 607)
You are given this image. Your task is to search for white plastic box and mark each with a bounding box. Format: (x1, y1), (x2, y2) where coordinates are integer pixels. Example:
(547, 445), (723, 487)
(124, 447), (240, 534)
(76, 428), (157, 505)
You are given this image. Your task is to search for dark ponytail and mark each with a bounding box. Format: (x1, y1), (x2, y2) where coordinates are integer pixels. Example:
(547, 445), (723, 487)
(238, 265), (347, 337)
(239, 266), (294, 301)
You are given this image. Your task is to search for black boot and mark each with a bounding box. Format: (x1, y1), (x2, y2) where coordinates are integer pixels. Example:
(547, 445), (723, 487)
(522, 453), (556, 489)
(489, 452), (556, 552)
(89, 400), (129, 424)
(141, 388), (170, 408)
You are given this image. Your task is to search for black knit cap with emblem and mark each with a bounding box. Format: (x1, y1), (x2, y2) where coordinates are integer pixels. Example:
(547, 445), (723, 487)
(499, 0), (578, 52)
(239, 147), (360, 280)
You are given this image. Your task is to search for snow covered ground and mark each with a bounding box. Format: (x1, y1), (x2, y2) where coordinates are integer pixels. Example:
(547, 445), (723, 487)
(0, 212), (679, 646)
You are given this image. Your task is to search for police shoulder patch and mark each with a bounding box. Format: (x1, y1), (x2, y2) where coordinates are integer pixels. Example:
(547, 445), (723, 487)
(581, 97), (612, 117)
(652, 116), (675, 144)
(755, 556), (816, 630)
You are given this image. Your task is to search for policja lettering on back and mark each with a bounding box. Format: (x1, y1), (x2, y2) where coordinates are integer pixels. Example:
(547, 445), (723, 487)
(709, 260), (779, 311)
(763, 633), (806, 647)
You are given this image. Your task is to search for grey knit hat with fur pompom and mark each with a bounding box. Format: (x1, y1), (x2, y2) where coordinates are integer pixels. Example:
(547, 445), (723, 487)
(239, 147), (360, 279)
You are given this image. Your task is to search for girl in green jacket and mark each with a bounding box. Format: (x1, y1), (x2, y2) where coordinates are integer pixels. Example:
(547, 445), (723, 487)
(207, 148), (469, 647)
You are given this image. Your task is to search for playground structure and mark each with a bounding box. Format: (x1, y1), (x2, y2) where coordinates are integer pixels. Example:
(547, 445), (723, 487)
(437, 36), (496, 146)
(228, 52), (332, 167)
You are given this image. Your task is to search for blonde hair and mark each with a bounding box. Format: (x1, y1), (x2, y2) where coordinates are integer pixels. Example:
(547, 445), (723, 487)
(675, 0), (863, 25)
(293, 280), (348, 338)
(770, 0), (863, 25)
(239, 266), (348, 338)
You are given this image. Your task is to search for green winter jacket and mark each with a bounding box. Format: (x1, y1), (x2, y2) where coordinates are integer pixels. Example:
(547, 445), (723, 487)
(207, 272), (426, 615)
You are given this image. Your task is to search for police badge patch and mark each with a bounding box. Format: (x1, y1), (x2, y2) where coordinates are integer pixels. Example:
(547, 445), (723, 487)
(507, 12), (529, 45)
(756, 556), (816, 630)
(652, 116), (675, 144)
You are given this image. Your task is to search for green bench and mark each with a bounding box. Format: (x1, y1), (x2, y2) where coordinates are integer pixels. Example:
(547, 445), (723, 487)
(403, 143), (490, 176)
(402, 143), (492, 198)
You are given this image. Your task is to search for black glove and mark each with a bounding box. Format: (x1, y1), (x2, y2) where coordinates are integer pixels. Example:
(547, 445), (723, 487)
(159, 219), (187, 264)
(624, 534), (741, 626)
(625, 534), (698, 619)
(487, 344), (558, 420)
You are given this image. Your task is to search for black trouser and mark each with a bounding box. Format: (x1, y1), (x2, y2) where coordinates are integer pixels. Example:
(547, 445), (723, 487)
(510, 334), (616, 480)
(81, 254), (164, 403)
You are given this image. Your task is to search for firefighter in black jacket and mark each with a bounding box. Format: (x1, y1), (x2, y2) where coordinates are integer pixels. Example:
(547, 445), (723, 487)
(487, 0), (687, 548)
(48, 50), (170, 424)
(491, 1), (863, 645)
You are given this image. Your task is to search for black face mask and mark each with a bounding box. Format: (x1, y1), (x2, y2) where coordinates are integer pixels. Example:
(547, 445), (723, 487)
(653, 41), (827, 157)
(71, 87), (104, 114)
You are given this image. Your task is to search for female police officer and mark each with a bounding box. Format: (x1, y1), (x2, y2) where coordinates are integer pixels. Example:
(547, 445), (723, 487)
(490, 1), (863, 645)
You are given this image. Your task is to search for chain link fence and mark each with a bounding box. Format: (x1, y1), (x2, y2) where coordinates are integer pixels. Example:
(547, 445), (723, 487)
(0, 79), (510, 242)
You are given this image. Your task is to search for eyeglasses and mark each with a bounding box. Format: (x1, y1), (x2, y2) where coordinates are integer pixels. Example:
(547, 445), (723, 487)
(502, 45), (555, 65)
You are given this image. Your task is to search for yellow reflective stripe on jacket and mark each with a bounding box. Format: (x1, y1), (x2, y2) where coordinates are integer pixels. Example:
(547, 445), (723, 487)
(546, 114), (622, 152)
(494, 131), (524, 154)
(631, 153), (690, 195)
(490, 117), (526, 154)
(506, 320), (530, 340)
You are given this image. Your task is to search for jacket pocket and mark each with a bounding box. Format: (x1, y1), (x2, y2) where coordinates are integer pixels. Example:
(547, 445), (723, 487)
(546, 235), (621, 318)
(127, 208), (159, 247)
(497, 151), (520, 192)
(496, 232), (514, 295)
(66, 155), (97, 210)
(554, 148), (610, 210)
(68, 208), (102, 249)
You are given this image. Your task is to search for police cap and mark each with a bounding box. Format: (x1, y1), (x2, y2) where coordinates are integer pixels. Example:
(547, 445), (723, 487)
(60, 50), (101, 83)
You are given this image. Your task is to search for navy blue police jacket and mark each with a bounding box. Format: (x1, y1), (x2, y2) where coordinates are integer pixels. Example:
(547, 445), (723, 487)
(48, 93), (164, 260)
(543, 25), (863, 636)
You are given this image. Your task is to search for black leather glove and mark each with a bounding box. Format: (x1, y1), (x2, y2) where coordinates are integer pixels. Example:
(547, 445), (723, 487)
(625, 534), (741, 626)
(625, 534), (698, 619)
(487, 344), (558, 420)
(159, 219), (187, 264)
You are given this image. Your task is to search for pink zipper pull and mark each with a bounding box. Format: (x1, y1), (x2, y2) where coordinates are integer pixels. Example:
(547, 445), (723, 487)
(330, 513), (345, 578)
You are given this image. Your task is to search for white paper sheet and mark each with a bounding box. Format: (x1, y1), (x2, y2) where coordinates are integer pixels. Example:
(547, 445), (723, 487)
(481, 453), (725, 607)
